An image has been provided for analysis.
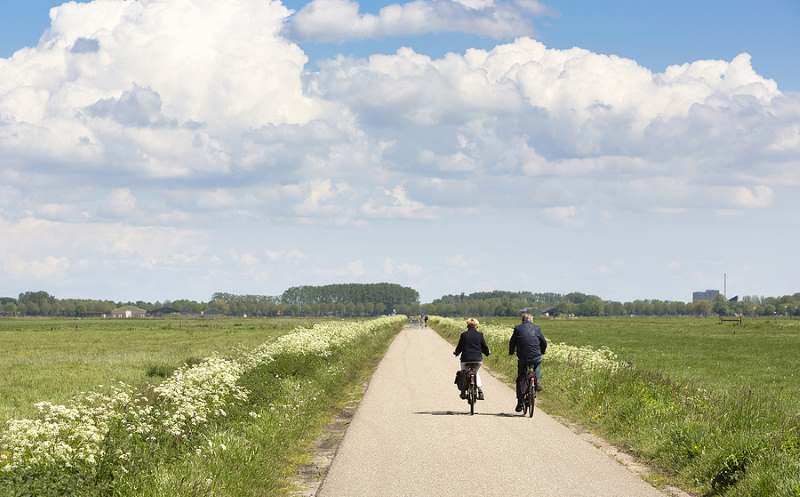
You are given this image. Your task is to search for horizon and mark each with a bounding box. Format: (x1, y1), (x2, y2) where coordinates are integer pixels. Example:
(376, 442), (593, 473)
(3, 282), (790, 306)
(1, 0), (798, 303)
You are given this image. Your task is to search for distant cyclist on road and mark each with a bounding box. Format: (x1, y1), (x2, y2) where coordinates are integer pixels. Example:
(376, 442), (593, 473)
(509, 313), (547, 412)
(453, 318), (490, 400)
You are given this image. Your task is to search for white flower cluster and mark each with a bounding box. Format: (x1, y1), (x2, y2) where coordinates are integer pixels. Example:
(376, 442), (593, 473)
(0, 384), (151, 476)
(154, 356), (247, 438)
(543, 342), (623, 372)
(0, 316), (406, 492)
(429, 316), (623, 372)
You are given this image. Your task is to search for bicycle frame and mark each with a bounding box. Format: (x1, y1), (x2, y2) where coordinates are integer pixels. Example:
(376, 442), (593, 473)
(523, 365), (537, 417)
(465, 365), (478, 415)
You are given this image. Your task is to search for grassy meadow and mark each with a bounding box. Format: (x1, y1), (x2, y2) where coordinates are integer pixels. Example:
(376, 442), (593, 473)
(431, 316), (800, 497)
(482, 316), (800, 403)
(0, 316), (406, 497)
(0, 317), (324, 424)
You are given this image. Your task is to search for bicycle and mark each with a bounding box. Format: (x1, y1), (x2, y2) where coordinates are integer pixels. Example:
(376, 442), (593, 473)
(522, 364), (537, 417)
(464, 364), (479, 415)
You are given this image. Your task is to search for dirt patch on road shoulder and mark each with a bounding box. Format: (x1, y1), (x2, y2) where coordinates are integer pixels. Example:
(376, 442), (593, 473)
(288, 381), (366, 497)
(288, 329), (399, 497)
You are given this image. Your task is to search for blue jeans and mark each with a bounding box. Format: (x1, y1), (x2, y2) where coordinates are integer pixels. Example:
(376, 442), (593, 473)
(516, 359), (541, 400)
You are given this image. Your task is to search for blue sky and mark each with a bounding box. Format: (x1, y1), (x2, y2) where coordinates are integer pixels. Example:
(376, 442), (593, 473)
(0, 0), (798, 303)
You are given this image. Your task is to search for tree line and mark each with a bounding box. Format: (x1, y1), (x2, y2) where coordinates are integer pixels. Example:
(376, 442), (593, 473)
(2, 288), (799, 318)
(0, 284), (420, 318)
(420, 291), (800, 317)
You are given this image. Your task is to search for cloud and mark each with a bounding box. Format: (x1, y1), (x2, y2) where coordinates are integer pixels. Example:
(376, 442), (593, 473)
(70, 37), (100, 54)
(0, 0), (798, 300)
(345, 260), (366, 278)
(541, 206), (579, 226)
(361, 186), (435, 219)
(312, 38), (797, 214)
(265, 249), (307, 263)
(0, 0), (321, 179)
(0, 214), (209, 283)
(384, 257), (423, 277)
(105, 188), (138, 217)
(84, 86), (177, 128)
(291, 0), (540, 41)
(4, 256), (72, 280)
(445, 254), (474, 268)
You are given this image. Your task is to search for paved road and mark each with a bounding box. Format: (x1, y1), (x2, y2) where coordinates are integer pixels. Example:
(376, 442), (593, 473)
(318, 326), (668, 497)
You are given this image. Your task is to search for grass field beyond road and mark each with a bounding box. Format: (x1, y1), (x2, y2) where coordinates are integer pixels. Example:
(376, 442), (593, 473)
(482, 316), (800, 403)
(0, 317), (322, 424)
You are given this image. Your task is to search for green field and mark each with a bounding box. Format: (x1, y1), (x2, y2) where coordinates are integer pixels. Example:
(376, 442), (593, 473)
(481, 316), (800, 402)
(0, 317), (323, 424)
(0, 316), (406, 497)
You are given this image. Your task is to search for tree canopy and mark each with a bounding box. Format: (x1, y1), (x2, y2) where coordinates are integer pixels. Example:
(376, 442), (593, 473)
(2, 287), (798, 318)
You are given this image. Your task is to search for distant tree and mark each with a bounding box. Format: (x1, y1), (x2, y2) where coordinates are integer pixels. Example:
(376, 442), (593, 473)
(712, 296), (730, 316)
(693, 301), (713, 317)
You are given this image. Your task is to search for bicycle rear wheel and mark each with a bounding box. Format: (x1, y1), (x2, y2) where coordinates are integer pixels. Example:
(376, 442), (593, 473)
(528, 380), (536, 417)
(468, 385), (476, 415)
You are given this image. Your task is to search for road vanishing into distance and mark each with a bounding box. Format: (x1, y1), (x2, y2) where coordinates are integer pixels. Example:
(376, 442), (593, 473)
(317, 326), (668, 497)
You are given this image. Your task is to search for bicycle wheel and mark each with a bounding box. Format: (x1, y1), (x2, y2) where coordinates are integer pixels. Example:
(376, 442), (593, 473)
(528, 380), (536, 417)
(468, 385), (476, 415)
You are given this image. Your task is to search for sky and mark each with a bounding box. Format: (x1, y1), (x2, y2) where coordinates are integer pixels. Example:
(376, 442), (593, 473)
(0, 0), (798, 303)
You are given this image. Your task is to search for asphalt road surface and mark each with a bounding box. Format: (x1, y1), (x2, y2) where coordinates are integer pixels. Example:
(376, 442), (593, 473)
(318, 326), (668, 497)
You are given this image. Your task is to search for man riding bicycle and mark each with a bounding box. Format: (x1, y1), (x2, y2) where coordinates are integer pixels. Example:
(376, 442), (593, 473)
(509, 313), (547, 412)
(453, 318), (490, 400)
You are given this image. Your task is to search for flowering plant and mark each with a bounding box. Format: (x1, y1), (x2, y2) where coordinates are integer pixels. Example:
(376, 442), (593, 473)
(0, 316), (406, 496)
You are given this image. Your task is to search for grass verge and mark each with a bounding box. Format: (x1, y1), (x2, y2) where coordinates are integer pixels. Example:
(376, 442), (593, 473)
(429, 316), (800, 497)
(108, 319), (403, 497)
(0, 318), (405, 497)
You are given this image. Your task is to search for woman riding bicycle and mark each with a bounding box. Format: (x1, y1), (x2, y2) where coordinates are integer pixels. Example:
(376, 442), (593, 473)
(453, 318), (491, 400)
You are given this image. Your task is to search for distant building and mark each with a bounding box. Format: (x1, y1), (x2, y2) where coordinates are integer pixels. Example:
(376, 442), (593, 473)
(540, 307), (560, 317)
(111, 305), (147, 319)
(149, 307), (180, 317)
(692, 290), (720, 303)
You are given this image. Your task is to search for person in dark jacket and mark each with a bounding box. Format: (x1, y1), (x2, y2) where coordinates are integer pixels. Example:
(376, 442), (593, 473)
(509, 313), (547, 412)
(454, 318), (491, 400)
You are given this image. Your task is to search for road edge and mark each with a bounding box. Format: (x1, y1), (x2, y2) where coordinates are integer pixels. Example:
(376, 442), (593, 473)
(288, 327), (405, 497)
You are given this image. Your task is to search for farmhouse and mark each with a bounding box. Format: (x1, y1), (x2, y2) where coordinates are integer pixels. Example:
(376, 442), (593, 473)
(110, 305), (147, 319)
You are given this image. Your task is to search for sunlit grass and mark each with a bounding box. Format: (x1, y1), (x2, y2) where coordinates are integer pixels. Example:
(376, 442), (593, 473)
(0, 317), (323, 424)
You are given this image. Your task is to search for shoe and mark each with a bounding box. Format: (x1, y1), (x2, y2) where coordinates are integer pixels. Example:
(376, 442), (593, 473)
(477, 388), (485, 400)
(460, 391), (467, 399)
(515, 402), (524, 412)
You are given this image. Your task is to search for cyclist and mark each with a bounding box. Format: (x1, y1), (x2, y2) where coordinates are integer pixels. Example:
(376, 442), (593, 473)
(509, 313), (547, 412)
(453, 318), (490, 400)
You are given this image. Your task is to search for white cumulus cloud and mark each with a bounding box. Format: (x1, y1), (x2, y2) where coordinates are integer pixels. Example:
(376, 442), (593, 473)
(291, 0), (541, 41)
(0, 0), (798, 300)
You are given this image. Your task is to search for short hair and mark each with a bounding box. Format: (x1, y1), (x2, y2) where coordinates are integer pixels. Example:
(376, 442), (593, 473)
(522, 313), (533, 322)
(466, 318), (479, 328)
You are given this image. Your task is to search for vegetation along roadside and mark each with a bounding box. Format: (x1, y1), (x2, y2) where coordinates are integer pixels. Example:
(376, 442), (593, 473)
(0, 316), (406, 497)
(429, 316), (800, 497)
